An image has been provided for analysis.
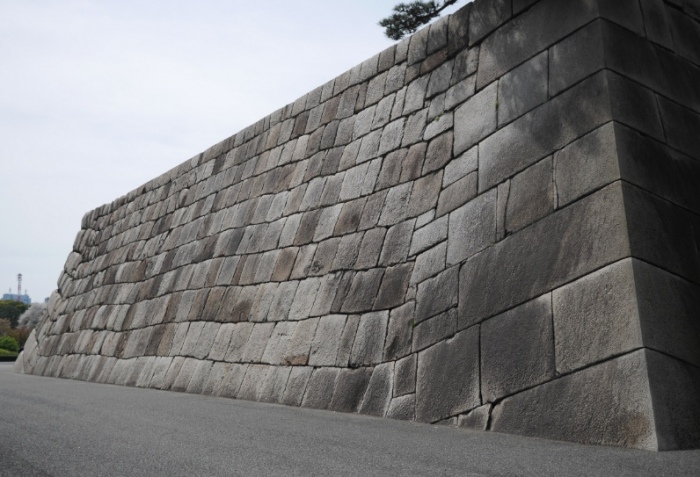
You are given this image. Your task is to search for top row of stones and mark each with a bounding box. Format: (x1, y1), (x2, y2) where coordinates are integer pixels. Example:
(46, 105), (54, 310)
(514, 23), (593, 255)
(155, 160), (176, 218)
(82, 0), (525, 229)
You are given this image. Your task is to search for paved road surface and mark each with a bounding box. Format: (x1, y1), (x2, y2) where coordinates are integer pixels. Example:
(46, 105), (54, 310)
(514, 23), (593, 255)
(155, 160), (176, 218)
(1, 363), (699, 477)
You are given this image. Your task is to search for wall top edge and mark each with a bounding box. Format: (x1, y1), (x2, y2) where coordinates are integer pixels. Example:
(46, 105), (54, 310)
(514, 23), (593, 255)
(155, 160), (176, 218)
(81, 0), (554, 226)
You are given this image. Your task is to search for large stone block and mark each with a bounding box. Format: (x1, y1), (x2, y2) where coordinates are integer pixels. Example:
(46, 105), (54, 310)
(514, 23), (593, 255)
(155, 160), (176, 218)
(308, 315), (346, 366)
(504, 157), (554, 233)
(341, 269), (384, 313)
(383, 302), (414, 361)
(302, 368), (339, 410)
(350, 311), (389, 367)
(614, 122), (700, 215)
(554, 122), (619, 207)
(553, 259), (642, 374)
(415, 265), (458, 323)
(491, 350), (658, 450)
(446, 189), (496, 266)
(453, 82), (497, 156)
(416, 327), (480, 423)
(258, 366), (291, 404)
(483, 71), (653, 192)
(394, 354), (417, 397)
(477, 0), (642, 88)
(329, 368), (373, 413)
(469, 0), (511, 45)
(459, 182), (629, 327)
(623, 182), (700, 283)
(359, 362), (394, 417)
(412, 308), (457, 352)
(645, 350), (700, 450)
(481, 295), (555, 402)
(658, 95), (700, 161)
(374, 263), (413, 310)
(498, 51), (547, 126)
(633, 260), (700, 369)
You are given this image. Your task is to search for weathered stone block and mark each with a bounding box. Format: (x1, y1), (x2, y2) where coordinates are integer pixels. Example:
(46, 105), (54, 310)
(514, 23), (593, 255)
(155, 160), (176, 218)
(416, 327), (480, 423)
(436, 172), (478, 218)
(645, 350), (700, 450)
(386, 394), (416, 421)
(359, 362), (394, 417)
(411, 242), (446, 286)
(335, 315), (360, 367)
(383, 302), (414, 362)
(237, 364), (270, 401)
(469, 0), (511, 45)
(457, 405), (491, 431)
(624, 182), (700, 283)
(459, 182), (629, 327)
(218, 363), (247, 398)
(240, 323), (274, 363)
(443, 147), (477, 188)
(341, 269), (384, 313)
(310, 273), (342, 317)
(329, 368), (373, 413)
(308, 315), (346, 366)
(479, 71), (605, 191)
(394, 354), (416, 397)
(481, 295), (555, 402)
(413, 308), (457, 352)
(658, 95), (700, 161)
(554, 123), (619, 207)
(548, 20), (604, 96)
(553, 259), (642, 375)
(302, 368), (339, 410)
(505, 157), (553, 233)
(258, 366), (292, 404)
(185, 360), (213, 394)
(498, 51), (547, 126)
(288, 278), (321, 321)
(447, 189), (496, 266)
(260, 322), (295, 364)
(280, 366), (313, 406)
(490, 350), (658, 450)
(202, 362), (232, 396)
(378, 219), (414, 266)
(453, 81), (497, 156)
(415, 266), (458, 324)
(374, 263), (413, 310)
(350, 311), (389, 367)
(633, 260), (700, 369)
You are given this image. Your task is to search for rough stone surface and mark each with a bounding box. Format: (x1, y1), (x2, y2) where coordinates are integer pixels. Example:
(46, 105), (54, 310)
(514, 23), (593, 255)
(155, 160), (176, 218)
(491, 350), (658, 450)
(481, 295), (555, 402)
(553, 259), (642, 374)
(20, 0), (700, 451)
(416, 327), (480, 423)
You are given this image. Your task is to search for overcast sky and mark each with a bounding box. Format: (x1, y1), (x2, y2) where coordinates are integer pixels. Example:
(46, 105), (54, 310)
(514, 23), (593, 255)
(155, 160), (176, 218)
(0, 0), (465, 303)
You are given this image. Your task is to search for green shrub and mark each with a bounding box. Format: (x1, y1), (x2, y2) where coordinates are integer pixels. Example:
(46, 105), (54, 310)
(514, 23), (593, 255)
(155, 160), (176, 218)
(0, 335), (19, 353)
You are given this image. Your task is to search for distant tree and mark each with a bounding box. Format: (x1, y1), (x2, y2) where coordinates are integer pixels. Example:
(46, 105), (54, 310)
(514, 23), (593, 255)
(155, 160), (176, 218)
(19, 303), (46, 329)
(379, 1), (459, 40)
(9, 327), (32, 349)
(0, 318), (32, 349)
(0, 335), (19, 353)
(0, 300), (29, 328)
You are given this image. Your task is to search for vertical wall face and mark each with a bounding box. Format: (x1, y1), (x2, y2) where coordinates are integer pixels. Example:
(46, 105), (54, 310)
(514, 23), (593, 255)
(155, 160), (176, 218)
(16, 0), (700, 450)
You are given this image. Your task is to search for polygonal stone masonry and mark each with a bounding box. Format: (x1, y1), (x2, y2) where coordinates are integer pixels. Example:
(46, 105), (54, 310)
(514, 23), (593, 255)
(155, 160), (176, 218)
(16, 0), (700, 451)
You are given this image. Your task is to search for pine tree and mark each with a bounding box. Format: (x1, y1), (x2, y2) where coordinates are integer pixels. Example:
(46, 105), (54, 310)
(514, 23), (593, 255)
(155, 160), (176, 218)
(379, 1), (459, 40)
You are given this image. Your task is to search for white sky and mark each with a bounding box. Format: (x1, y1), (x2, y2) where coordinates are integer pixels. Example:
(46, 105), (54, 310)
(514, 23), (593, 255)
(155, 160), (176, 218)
(0, 0), (465, 302)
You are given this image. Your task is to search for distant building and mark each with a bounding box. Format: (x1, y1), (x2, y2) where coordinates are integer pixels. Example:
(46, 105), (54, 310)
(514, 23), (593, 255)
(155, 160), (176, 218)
(2, 293), (31, 305)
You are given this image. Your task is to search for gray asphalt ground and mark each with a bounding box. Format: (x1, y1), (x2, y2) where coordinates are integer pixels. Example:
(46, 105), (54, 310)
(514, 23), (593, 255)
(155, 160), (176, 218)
(1, 363), (699, 477)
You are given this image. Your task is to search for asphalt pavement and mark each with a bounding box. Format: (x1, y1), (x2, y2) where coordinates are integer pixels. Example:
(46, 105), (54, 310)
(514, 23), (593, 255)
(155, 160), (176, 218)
(1, 362), (699, 477)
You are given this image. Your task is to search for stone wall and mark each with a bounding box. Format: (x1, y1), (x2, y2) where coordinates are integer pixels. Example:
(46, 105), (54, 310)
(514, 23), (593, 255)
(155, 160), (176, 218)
(16, 0), (700, 450)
